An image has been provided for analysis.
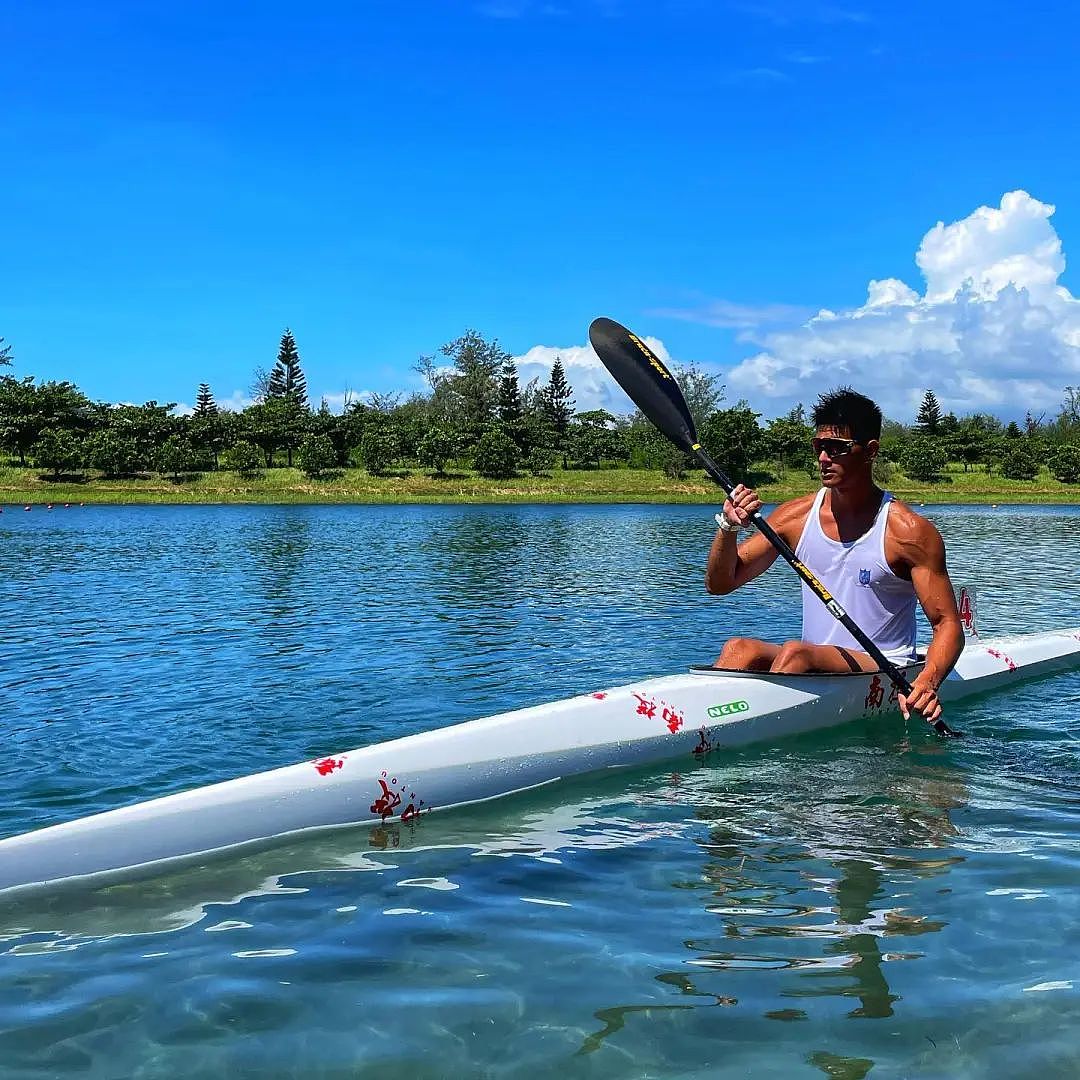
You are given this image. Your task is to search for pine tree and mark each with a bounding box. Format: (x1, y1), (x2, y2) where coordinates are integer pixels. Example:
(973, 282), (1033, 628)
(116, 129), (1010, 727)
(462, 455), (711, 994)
(268, 329), (308, 407)
(0, 337), (11, 367)
(497, 359), (524, 446)
(541, 358), (575, 469)
(191, 383), (223, 468)
(266, 329), (310, 466)
(542, 358), (575, 435)
(497, 360), (522, 424)
(916, 390), (942, 435)
(194, 383), (218, 416)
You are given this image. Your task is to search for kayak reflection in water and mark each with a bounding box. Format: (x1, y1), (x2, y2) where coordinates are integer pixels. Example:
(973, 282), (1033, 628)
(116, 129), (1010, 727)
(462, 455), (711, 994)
(705, 387), (965, 726)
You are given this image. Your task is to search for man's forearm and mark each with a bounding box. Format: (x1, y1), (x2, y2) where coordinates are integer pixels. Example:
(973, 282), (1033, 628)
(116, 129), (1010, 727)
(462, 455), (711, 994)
(705, 530), (740, 594)
(920, 619), (965, 688)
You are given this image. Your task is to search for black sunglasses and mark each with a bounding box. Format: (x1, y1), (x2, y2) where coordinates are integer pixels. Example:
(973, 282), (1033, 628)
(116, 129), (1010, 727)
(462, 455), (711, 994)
(812, 437), (860, 458)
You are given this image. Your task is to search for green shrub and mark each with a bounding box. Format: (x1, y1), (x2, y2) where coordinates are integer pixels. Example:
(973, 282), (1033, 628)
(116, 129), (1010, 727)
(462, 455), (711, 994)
(297, 435), (337, 478)
(1048, 444), (1080, 484)
(32, 428), (83, 478)
(156, 436), (197, 479)
(223, 440), (263, 478)
(524, 446), (556, 476)
(417, 426), (458, 475)
(359, 430), (396, 475)
(900, 436), (948, 482)
(1000, 444), (1039, 481)
(473, 427), (520, 479)
(88, 430), (141, 476)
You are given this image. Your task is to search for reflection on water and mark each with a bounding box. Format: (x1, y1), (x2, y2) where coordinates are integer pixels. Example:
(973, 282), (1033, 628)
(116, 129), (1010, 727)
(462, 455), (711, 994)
(565, 730), (972, 1072)
(0, 503), (1078, 1077)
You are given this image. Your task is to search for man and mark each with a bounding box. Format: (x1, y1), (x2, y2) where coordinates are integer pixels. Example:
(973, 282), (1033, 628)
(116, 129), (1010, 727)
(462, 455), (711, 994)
(705, 388), (964, 727)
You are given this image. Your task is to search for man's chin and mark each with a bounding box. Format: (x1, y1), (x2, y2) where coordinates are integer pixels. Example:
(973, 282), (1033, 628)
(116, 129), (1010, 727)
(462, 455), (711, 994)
(820, 472), (839, 486)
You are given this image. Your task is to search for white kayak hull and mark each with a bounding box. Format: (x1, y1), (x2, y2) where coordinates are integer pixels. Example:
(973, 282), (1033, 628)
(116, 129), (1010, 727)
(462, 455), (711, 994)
(2, 629), (1079, 897)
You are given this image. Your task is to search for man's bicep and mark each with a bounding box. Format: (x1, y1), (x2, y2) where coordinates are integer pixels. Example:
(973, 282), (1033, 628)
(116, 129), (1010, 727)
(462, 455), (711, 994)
(909, 527), (959, 624)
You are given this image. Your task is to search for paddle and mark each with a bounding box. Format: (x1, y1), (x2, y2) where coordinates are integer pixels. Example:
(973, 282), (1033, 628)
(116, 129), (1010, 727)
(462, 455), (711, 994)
(588, 316), (959, 738)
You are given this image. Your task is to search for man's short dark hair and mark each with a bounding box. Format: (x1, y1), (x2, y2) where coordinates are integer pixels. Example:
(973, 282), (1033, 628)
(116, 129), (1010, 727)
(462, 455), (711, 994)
(812, 387), (882, 443)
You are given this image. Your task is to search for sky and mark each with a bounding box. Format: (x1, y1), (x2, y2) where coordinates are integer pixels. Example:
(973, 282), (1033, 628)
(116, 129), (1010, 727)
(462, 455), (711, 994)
(3, 0), (1080, 422)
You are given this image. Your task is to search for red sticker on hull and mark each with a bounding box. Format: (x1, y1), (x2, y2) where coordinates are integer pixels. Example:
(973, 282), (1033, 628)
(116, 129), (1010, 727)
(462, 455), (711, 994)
(865, 675), (885, 710)
(632, 693), (685, 733)
(986, 647), (1017, 671)
(370, 771), (428, 823)
(314, 757), (345, 776)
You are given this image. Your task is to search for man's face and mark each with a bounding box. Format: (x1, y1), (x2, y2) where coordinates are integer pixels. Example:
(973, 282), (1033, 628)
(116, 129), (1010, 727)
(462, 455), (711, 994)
(813, 425), (878, 486)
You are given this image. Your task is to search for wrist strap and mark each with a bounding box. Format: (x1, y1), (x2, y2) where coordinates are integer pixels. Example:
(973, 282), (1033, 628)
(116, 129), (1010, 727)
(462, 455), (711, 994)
(715, 512), (741, 534)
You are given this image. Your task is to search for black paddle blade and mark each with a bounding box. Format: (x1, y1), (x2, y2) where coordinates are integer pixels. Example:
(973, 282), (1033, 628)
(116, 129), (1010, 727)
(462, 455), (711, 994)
(589, 317), (698, 453)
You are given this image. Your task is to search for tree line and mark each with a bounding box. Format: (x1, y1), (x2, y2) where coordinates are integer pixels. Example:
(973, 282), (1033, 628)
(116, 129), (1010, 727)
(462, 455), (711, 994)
(0, 331), (1078, 484)
(883, 389), (1080, 484)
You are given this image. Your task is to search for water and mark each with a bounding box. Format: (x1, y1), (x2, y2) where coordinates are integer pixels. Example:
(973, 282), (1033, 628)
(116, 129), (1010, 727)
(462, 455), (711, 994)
(1, 503), (1078, 1078)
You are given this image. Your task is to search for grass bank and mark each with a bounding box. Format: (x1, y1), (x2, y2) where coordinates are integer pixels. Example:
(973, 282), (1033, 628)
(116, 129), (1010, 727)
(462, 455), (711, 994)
(0, 463), (1078, 506)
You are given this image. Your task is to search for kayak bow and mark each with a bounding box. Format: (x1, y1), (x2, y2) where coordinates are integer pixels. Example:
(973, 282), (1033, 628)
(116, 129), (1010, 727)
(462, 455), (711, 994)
(1, 629), (1078, 897)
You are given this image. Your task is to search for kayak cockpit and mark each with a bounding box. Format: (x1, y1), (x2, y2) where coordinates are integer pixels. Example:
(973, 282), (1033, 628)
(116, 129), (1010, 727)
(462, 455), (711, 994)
(688, 656), (926, 678)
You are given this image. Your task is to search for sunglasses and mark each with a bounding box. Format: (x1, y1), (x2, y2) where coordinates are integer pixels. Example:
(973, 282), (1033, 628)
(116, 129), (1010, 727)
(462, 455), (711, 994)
(812, 437), (859, 458)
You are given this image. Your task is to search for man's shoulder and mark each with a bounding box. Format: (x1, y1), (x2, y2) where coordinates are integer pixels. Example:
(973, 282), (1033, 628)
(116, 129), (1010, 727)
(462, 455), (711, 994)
(886, 495), (933, 531)
(766, 491), (818, 537)
(771, 491), (818, 524)
(885, 495), (945, 553)
(776, 491), (819, 516)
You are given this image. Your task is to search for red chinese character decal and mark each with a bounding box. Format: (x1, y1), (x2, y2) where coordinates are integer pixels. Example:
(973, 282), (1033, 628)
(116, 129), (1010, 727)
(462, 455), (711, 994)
(888, 682), (900, 705)
(662, 703), (685, 733)
(987, 648), (1017, 672)
(592, 692), (608, 700)
(633, 693), (684, 733)
(865, 675), (885, 710)
(370, 772), (428, 823)
(370, 773), (402, 821)
(633, 693), (657, 719)
(692, 727), (712, 757)
(314, 756), (345, 776)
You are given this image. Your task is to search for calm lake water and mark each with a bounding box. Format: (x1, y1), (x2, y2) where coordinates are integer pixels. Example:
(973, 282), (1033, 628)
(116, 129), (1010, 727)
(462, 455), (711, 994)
(1, 502), (1079, 1078)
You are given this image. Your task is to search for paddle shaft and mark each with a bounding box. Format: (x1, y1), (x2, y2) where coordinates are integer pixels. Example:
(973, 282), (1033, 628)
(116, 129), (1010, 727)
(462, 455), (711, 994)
(695, 442), (954, 737)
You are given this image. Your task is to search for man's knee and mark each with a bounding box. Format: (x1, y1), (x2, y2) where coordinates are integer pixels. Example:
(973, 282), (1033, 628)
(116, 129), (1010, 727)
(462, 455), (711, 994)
(716, 637), (770, 670)
(770, 640), (813, 674)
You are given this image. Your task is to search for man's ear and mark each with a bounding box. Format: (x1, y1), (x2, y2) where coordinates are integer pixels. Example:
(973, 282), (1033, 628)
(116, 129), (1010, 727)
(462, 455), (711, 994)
(865, 438), (880, 460)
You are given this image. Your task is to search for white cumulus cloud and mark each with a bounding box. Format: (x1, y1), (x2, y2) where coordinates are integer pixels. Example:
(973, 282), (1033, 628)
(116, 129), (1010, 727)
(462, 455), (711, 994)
(727, 190), (1080, 420)
(218, 390), (255, 413)
(514, 337), (674, 413)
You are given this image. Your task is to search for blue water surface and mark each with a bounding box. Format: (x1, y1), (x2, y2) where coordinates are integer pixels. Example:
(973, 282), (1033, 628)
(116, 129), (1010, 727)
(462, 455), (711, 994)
(1, 502), (1079, 1078)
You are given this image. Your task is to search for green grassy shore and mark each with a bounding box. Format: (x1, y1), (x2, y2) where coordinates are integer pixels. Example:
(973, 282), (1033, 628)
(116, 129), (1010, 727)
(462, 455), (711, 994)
(1, 463), (1078, 505)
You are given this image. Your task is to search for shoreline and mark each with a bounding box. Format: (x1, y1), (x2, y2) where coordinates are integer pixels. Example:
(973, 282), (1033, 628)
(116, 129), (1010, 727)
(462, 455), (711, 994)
(2, 465), (1079, 506)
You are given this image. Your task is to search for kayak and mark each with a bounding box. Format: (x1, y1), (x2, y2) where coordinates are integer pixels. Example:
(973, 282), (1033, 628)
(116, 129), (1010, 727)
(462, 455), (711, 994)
(2, 629), (1079, 898)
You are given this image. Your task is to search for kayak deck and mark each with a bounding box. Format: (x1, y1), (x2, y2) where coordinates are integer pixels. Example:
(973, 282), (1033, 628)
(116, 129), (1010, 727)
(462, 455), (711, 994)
(1, 629), (1078, 898)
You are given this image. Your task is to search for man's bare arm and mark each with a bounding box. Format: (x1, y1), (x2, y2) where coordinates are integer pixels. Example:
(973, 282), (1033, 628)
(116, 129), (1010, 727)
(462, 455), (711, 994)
(705, 491), (813, 596)
(892, 511), (965, 722)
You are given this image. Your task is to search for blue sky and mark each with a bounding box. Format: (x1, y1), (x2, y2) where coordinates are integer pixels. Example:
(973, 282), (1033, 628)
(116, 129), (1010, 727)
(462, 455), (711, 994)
(3, 0), (1079, 421)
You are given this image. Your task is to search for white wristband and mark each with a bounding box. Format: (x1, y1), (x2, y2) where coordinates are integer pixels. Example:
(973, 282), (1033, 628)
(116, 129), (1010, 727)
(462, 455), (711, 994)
(715, 512), (741, 534)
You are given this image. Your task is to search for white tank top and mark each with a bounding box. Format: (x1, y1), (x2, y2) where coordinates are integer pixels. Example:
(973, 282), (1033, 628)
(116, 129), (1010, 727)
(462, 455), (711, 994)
(794, 488), (917, 657)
